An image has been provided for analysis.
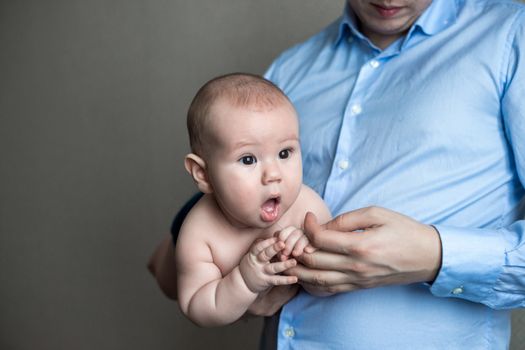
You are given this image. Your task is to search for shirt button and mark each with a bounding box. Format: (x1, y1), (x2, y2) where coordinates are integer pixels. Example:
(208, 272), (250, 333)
(284, 327), (295, 337)
(369, 60), (380, 68)
(452, 287), (464, 295)
(338, 160), (349, 170)
(347, 36), (354, 43)
(351, 104), (362, 115)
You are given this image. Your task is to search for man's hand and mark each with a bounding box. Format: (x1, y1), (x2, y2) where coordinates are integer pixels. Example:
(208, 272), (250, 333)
(287, 207), (442, 295)
(247, 284), (299, 317)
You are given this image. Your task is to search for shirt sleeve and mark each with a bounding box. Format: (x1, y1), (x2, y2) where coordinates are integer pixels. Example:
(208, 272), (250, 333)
(430, 12), (525, 309)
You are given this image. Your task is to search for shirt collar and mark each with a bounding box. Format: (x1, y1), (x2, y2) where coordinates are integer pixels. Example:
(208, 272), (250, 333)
(334, 0), (460, 48)
(334, 2), (364, 46)
(412, 0), (459, 36)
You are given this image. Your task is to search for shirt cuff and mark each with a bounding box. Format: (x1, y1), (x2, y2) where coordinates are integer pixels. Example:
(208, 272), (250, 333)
(429, 224), (506, 306)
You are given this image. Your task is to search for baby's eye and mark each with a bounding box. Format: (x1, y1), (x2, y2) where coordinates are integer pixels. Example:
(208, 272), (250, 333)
(279, 149), (292, 159)
(239, 155), (257, 165)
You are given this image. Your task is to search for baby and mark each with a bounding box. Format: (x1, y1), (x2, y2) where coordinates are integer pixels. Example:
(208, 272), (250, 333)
(176, 73), (331, 327)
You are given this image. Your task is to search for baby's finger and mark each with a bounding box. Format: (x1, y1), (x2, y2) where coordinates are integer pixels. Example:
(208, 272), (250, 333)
(292, 235), (310, 256)
(265, 259), (297, 274)
(250, 237), (277, 255)
(277, 226), (298, 241)
(282, 228), (304, 256)
(278, 252), (290, 261)
(257, 240), (285, 262)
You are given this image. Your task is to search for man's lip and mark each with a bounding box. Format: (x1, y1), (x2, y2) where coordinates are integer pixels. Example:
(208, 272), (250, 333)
(371, 3), (403, 18)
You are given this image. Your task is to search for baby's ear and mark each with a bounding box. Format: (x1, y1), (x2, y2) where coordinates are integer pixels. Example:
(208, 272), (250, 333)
(184, 153), (213, 193)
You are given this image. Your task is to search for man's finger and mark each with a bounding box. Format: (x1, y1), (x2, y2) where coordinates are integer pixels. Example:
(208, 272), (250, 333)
(295, 250), (357, 270)
(304, 214), (365, 254)
(265, 259), (297, 274)
(284, 264), (352, 286)
(304, 212), (321, 235)
(270, 275), (298, 286)
(301, 282), (359, 294)
(322, 206), (389, 232)
(304, 211), (348, 252)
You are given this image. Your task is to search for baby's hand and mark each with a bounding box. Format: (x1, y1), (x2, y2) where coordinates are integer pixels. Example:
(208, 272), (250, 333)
(239, 237), (298, 293)
(275, 226), (316, 261)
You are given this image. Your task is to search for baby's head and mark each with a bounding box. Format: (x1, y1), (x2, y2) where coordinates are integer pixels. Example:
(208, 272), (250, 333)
(187, 73), (293, 157)
(184, 73), (303, 228)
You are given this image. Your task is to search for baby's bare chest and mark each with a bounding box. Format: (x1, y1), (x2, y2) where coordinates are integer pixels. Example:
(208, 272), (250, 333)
(207, 204), (305, 276)
(209, 232), (264, 276)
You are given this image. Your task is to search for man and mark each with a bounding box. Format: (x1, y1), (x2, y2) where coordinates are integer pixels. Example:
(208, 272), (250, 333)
(150, 0), (525, 348)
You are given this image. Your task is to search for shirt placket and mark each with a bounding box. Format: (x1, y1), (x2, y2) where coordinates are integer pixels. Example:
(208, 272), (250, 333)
(323, 51), (384, 212)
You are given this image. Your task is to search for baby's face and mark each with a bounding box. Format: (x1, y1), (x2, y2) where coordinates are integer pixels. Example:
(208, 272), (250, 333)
(204, 99), (302, 229)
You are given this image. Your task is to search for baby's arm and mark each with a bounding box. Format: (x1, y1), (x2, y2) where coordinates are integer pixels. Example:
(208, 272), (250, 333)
(176, 231), (297, 327)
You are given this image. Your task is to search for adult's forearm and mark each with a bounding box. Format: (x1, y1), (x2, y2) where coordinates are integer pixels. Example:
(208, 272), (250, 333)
(147, 235), (178, 300)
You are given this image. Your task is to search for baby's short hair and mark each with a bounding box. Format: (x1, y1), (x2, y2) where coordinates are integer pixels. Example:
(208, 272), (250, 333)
(187, 73), (292, 155)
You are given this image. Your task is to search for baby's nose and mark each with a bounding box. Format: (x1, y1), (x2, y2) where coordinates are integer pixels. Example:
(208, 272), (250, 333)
(262, 162), (282, 184)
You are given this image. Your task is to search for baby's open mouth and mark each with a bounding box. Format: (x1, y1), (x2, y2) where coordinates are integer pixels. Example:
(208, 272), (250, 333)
(260, 196), (281, 222)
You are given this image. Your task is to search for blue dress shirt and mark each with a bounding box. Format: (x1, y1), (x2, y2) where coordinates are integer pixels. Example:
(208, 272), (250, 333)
(264, 0), (525, 348)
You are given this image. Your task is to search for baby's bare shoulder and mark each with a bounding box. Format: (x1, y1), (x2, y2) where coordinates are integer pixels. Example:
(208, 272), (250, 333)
(176, 194), (250, 274)
(294, 184), (325, 209)
(288, 185), (332, 225)
(176, 195), (233, 269)
(297, 184), (322, 199)
(177, 195), (227, 244)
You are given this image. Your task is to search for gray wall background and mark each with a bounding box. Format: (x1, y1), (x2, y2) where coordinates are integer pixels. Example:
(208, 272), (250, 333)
(0, 1), (523, 349)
